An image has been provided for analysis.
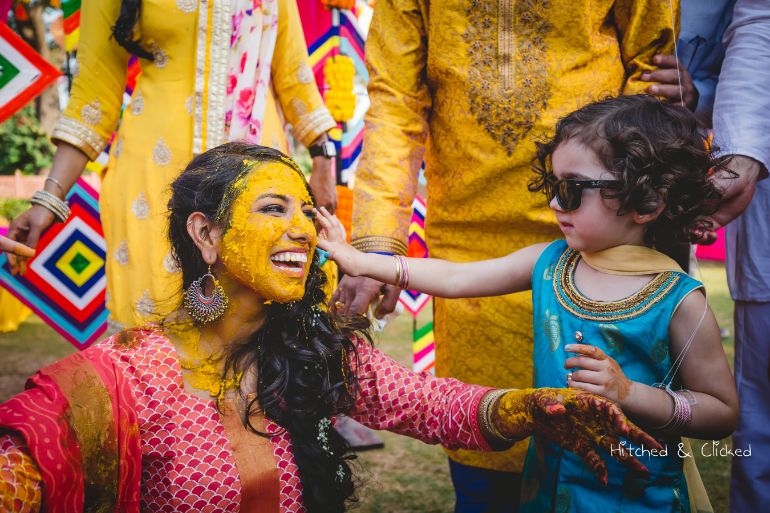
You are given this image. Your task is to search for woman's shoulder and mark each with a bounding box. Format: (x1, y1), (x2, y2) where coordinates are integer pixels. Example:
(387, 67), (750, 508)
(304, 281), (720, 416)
(94, 326), (179, 376)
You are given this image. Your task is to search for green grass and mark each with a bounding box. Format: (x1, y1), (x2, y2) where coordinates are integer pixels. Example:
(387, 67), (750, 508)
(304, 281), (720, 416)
(0, 260), (735, 511)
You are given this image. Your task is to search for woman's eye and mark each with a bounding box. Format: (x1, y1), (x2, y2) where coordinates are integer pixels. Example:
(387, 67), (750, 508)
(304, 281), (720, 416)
(303, 209), (315, 219)
(260, 204), (286, 215)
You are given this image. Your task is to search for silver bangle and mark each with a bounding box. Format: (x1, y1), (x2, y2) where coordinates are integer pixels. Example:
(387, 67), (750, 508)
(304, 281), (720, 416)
(30, 190), (71, 223)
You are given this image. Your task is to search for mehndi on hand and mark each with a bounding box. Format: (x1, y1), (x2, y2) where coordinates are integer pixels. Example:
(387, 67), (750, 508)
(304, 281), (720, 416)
(489, 388), (662, 486)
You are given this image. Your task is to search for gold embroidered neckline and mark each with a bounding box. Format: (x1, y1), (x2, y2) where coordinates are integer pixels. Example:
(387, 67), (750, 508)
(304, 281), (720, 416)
(554, 249), (679, 321)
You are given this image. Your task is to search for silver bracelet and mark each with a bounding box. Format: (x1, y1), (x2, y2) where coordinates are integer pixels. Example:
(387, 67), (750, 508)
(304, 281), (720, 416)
(30, 190), (71, 223)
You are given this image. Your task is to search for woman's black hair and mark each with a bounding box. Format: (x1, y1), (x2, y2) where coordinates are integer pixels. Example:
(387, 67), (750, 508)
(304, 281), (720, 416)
(112, 0), (154, 60)
(530, 94), (732, 247)
(168, 142), (370, 513)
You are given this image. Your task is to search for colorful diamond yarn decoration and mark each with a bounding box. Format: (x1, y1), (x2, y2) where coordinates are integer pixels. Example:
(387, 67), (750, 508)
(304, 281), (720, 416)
(0, 178), (109, 349)
(61, 0), (81, 51)
(413, 320), (435, 374)
(399, 195), (431, 317)
(298, 2), (368, 185)
(395, 195), (436, 374)
(0, 22), (62, 123)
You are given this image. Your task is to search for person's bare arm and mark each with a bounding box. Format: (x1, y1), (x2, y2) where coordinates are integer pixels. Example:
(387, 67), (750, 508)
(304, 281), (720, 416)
(566, 290), (738, 439)
(317, 207), (547, 298)
(6, 143), (89, 272)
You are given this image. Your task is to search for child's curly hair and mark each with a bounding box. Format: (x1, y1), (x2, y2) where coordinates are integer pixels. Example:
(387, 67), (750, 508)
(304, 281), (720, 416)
(529, 94), (731, 247)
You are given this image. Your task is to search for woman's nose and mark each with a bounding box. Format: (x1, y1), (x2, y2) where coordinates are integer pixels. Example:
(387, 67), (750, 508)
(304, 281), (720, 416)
(287, 211), (313, 243)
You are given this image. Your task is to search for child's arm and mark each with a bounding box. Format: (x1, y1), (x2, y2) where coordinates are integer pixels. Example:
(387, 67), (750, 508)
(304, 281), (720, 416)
(565, 290), (738, 440)
(315, 207), (548, 298)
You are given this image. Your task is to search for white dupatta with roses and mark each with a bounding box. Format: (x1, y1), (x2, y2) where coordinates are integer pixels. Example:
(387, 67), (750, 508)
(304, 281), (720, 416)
(192, 0), (278, 154)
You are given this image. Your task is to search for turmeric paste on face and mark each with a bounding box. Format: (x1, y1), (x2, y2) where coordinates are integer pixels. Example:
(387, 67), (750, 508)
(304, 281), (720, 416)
(221, 163), (316, 303)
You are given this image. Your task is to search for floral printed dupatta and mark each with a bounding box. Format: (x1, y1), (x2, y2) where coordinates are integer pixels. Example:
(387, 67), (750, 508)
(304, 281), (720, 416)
(193, 0), (278, 154)
(0, 345), (141, 513)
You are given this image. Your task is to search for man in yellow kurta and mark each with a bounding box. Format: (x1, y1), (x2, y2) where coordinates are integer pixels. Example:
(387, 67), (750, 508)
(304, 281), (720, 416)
(6, 0), (337, 327)
(340, 1), (678, 509)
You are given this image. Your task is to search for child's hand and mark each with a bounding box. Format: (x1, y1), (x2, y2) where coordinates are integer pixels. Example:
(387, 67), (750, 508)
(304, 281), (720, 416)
(314, 206), (362, 276)
(564, 344), (635, 407)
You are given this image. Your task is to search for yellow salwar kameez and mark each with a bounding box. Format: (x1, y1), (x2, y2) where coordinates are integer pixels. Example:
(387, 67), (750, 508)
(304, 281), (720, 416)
(51, 0), (335, 325)
(352, 0), (678, 471)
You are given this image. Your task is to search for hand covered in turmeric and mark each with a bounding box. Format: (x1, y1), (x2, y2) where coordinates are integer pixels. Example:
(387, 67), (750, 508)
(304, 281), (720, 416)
(491, 388), (662, 486)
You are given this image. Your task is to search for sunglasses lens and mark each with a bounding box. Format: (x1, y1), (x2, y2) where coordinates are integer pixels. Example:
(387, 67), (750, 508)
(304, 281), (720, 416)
(557, 181), (581, 211)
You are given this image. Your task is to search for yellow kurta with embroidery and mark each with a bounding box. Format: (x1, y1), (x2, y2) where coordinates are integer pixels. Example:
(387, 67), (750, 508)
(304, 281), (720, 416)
(51, 0), (334, 325)
(352, 0), (677, 471)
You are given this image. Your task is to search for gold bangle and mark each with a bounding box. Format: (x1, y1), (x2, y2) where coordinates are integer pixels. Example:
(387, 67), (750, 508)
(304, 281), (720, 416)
(351, 236), (408, 256)
(45, 176), (65, 196)
(479, 389), (513, 444)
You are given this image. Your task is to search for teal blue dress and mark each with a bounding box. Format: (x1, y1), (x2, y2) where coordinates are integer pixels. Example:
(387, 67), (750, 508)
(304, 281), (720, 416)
(520, 240), (703, 513)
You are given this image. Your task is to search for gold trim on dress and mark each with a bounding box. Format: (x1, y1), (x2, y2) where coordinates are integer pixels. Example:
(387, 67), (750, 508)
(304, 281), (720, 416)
(51, 116), (106, 161)
(293, 105), (336, 147)
(192, 0), (211, 155)
(553, 249), (680, 322)
(205, 0), (232, 151)
(351, 235), (408, 256)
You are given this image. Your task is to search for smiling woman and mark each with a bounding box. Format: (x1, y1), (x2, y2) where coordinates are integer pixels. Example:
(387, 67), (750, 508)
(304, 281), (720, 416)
(0, 143), (659, 513)
(220, 161), (316, 302)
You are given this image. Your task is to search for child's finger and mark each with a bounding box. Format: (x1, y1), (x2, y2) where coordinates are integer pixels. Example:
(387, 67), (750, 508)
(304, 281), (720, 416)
(314, 209), (333, 229)
(568, 380), (602, 395)
(565, 344), (607, 360)
(569, 370), (605, 386)
(565, 356), (603, 371)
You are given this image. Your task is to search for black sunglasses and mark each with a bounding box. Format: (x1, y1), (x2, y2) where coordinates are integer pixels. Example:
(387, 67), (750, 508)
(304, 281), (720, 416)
(544, 174), (623, 211)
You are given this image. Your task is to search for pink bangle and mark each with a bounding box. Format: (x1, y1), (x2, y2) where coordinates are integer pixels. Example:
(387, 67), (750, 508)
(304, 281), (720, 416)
(656, 388), (692, 434)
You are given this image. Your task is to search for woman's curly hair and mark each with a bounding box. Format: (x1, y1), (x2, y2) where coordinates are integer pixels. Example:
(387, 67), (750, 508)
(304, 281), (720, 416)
(530, 94), (732, 247)
(168, 143), (370, 513)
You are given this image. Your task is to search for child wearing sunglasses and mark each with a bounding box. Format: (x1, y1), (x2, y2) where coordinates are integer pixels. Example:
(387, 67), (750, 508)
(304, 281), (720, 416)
(316, 94), (738, 512)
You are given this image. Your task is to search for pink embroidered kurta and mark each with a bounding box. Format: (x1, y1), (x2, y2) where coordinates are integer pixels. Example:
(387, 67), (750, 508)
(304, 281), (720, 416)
(0, 329), (491, 512)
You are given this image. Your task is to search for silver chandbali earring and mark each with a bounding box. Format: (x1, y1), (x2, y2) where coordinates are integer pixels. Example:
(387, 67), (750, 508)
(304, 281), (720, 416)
(183, 265), (229, 324)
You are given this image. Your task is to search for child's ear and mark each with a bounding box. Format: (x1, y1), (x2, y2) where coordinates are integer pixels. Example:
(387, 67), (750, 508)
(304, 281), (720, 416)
(631, 196), (666, 225)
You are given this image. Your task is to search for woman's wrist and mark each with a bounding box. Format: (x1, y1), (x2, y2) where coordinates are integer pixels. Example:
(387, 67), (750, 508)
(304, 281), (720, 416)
(44, 176), (66, 200)
(489, 388), (535, 443)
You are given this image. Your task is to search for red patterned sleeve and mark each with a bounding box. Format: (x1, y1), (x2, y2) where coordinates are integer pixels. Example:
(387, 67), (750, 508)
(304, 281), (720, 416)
(347, 339), (493, 451)
(0, 433), (43, 513)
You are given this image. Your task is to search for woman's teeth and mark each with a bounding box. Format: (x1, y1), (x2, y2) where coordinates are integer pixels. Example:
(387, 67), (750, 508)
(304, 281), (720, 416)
(270, 252), (307, 270)
(271, 252), (307, 263)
